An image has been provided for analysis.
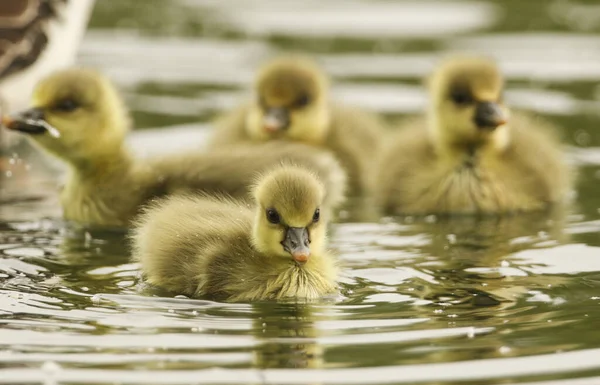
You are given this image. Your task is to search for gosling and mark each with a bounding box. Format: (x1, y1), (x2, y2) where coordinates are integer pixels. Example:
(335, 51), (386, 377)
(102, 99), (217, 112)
(2, 68), (347, 227)
(209, 56), (387, 195)
(376, 56), (571, 215)
(132, 165), (338, 302)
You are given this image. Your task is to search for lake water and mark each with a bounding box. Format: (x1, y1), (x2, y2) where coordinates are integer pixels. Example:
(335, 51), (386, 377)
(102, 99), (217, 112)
(1, 0), (600, 384)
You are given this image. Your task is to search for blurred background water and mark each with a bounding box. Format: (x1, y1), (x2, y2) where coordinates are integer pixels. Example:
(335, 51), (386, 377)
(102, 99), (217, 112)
(1, 0), (600, 384)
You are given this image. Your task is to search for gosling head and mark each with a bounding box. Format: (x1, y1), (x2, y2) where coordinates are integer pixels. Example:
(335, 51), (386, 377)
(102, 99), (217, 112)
(252, 165), (327, 266)
(246, 57), (331, 144)
(427, 56), (509, 151)
(2, 68), (130, 165)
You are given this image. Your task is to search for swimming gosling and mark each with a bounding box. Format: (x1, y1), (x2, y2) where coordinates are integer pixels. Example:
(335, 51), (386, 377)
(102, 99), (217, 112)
(376, 56), (571, 215)
(132, 165), (338, 302)
(2, 68), (347, 227)
(209, 56), (387, 195)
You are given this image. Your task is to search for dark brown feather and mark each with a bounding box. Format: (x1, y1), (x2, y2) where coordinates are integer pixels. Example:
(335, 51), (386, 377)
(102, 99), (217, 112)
(0, 0), (67, 79)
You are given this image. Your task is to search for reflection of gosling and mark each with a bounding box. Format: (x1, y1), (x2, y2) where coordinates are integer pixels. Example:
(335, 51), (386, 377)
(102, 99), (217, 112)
(3, 68), (347, 227)
(209, 56), (387, 195)
(253, 303), (323, 371)
(132, 165), (339, 302)
(377, 56), (571, 215)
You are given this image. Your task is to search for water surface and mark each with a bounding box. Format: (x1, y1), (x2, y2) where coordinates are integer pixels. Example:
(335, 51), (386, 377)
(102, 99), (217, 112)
(1, 1), (600, 384)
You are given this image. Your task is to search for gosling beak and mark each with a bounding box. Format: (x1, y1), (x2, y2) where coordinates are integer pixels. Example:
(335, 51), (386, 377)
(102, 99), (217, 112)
(474, 102), (507, 131)
(2, 107), (47, 135)
(263, 107), (289, 133)
(282, 227), (310, 265)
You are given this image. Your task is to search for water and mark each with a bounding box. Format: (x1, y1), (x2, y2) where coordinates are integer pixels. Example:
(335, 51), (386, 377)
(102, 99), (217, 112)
(1, 0), (600, 384)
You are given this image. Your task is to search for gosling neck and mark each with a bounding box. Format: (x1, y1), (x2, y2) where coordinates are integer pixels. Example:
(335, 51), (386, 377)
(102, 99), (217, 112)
(313, 101), (333, 143)
(67, 143), (135, 184)
(427, 110), (510, 161)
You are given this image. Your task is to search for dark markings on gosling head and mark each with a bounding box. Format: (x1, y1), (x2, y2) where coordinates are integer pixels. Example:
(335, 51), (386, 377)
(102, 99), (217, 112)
(266, 207), (281, 224)
(0, 0), (68, 80)
(312, 208), (320, 223)
(52, 97), (79, 112)
(439, 57), (504, 104)
(448, 80), (474, 106)
(36, 69), (105, 110)
(257, 62), (320, 110)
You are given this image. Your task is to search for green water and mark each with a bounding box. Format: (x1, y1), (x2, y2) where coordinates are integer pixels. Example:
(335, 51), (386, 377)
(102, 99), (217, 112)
(1, 0), (600, 384)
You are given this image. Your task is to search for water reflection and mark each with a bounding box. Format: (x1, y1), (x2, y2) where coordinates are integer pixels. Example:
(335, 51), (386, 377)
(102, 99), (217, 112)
(253, 303), (323, 372)
(404, 210), (569, 320)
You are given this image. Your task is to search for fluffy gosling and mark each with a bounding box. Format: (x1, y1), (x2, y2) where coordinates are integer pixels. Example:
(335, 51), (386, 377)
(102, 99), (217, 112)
(209, 56), (387, 195)
(376, 56), (571, 215)
(2, 68), (347, 227)
(132, 165), (338, 302)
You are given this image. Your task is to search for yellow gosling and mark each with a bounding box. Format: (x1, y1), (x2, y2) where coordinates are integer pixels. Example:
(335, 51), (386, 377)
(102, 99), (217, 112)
(132, 165), (338, 302)
(376, 56), (571, 215)
(3, 68), (347, 227)
(209, 56), (387, 195)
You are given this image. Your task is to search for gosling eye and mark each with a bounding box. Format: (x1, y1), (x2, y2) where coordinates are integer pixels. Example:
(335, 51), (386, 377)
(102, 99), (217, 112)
(312, 208), (320, 223)
(450, 90), (473, 106)
(266, 208), (281, 224)
(53, 98), (80, 113)
(294, 94), (310, 108)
